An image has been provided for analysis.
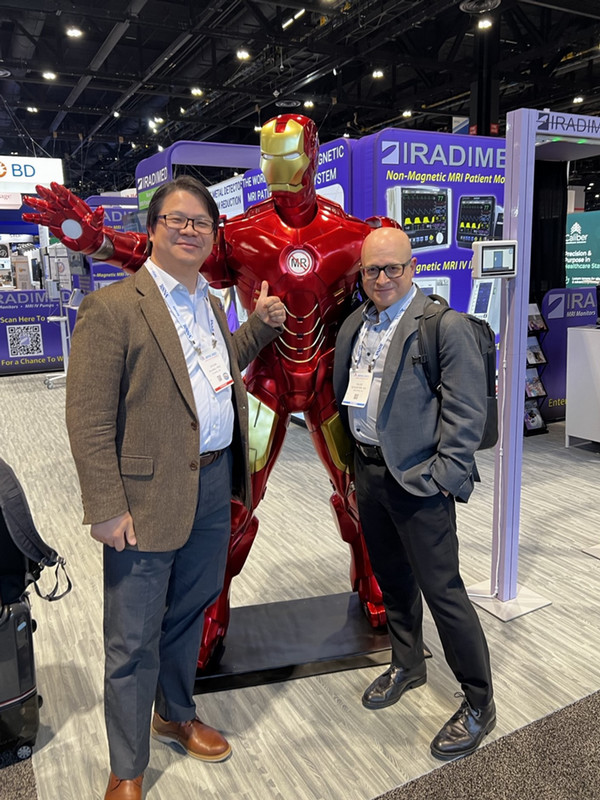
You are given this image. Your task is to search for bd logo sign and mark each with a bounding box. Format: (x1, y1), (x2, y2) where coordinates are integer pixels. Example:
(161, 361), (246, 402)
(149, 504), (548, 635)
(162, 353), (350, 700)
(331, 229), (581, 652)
(0, 161), (36, 179)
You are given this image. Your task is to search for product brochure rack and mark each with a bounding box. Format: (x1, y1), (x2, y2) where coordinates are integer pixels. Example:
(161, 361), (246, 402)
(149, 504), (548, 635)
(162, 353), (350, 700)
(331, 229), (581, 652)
(524, 302), (549, 436)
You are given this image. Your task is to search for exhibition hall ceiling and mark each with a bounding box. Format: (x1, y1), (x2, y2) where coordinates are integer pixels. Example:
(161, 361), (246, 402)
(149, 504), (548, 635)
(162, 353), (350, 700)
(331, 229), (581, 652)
(0, 0), (599, 203)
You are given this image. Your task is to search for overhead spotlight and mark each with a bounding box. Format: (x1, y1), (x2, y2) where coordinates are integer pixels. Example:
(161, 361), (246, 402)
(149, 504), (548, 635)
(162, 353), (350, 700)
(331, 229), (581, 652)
(237, 48), (250, 60)
(131, 142), (137, 149)
(191, 87), (203, 96)
(66, 26), (83, 38)
(254, 125), (262, 132)
(153, 116), (164, 124)
(26, 106), (38, 113)
(372, 69), (384, 79)
(158, 145), (164, 152)
(573, 96), (584, 104)
(477, 17), (492, 28)
(148, 119), (157, 130)
(43, 71), (57, 80)
(180, 106), (186, 115)
(113, 111), (120, 118)
(282, 17), (294, 29)
(333, 67), (338, 76)
(343, 132), (350, 138)
(294, 9), (305, 20)
(402, 110), (412, 118)
(304, 100), (314, 109)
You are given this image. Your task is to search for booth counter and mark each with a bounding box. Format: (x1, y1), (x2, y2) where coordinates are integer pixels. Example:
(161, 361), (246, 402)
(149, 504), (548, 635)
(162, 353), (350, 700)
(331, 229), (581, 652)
(566, 325), (600, 446)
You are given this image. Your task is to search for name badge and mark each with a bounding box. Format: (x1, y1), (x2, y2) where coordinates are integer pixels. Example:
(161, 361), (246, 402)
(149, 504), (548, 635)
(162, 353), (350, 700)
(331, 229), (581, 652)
(342, 369), (373, 408)
(199, 351), (234, 393)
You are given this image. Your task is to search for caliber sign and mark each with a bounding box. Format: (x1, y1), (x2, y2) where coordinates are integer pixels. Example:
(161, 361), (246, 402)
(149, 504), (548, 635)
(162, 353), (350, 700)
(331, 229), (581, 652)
(0, 156), (64, 194)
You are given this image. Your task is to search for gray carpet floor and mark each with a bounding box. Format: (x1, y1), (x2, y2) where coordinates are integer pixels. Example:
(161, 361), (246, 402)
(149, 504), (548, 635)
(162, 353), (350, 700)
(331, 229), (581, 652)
(375, 689), (600, 800)
(0, 751), (36, 800)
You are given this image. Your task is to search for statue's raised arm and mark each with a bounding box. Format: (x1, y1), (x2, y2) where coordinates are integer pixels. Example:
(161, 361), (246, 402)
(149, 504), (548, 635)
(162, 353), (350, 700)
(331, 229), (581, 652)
(23, 181), (148, 272)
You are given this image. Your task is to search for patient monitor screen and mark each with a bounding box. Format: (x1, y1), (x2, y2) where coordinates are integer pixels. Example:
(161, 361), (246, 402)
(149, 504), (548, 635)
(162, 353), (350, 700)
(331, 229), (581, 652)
(386, 186), (450, 250)
(456, 195), (496, 247)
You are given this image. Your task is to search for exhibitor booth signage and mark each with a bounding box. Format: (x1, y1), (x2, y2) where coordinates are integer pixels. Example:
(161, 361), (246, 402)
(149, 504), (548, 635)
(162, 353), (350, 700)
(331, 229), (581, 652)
(565, 211), (600, 287)
(0, 288), (68, 375)
(352, 129), (506, 314)
(135, 142), (260, 210)
(209, 175), (245, 218)
(0, 156), (63, 194)
(539, 286), (598, 422)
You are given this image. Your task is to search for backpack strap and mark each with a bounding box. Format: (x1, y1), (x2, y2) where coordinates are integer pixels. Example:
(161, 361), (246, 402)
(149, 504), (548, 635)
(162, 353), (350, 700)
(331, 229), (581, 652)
(417, 294), (450, 395)
(0, 457), (73, 602)
(30, 557), (73, 601)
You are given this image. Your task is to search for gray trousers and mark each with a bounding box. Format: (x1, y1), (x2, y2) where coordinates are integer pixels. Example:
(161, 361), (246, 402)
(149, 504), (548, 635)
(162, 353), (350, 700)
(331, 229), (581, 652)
(103, 449), (232, 778)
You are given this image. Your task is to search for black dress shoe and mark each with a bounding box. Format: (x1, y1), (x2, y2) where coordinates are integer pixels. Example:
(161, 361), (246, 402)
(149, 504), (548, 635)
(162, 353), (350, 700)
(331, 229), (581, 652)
(362, 665), (427, 709)
(430, 697), (496, 760)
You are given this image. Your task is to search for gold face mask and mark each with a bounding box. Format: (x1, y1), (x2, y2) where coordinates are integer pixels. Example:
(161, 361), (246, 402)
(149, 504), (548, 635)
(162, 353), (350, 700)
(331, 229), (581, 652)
(260, 118), (310, 193)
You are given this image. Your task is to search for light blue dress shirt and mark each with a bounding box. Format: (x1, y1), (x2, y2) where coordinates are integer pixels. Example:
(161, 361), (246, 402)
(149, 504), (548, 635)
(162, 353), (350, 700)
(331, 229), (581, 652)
(147, 260), (234, 453)
(349, 284), (417, 444)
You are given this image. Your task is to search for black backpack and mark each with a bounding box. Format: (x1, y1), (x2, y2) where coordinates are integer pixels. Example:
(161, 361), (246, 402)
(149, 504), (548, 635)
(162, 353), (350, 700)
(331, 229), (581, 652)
(0, 457), (72, 606)
(416, 295), (498, 451)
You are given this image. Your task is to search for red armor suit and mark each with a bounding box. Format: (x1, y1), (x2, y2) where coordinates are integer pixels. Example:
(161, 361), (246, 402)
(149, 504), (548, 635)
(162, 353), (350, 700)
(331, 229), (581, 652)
(24, 115), (396, 669)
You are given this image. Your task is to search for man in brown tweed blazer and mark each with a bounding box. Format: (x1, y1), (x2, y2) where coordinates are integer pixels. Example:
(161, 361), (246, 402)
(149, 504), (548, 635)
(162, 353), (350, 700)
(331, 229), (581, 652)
(65, 175), (285, 800)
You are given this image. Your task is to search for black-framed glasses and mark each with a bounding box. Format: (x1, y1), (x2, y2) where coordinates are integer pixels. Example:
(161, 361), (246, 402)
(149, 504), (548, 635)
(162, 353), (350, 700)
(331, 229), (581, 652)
(360, 260), (412, 280)
(158, 214), (215, 234)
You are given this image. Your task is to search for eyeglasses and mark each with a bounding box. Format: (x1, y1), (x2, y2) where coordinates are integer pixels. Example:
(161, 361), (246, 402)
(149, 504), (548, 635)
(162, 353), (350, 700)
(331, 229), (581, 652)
(158, 214), (215, 234)
(360, 260), (412, 280)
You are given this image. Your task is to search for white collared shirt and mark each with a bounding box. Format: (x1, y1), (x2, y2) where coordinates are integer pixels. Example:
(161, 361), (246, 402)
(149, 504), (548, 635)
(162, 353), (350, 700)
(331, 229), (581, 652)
(146, 259), (234, 453)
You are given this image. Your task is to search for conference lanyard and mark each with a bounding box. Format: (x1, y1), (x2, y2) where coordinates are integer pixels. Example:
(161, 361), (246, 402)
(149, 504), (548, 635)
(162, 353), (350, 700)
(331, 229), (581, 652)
(352, 309), (404, 372)
(148, 265), (217, 353)
(148, 265), (233, 393)
(343, 311), (404, 408)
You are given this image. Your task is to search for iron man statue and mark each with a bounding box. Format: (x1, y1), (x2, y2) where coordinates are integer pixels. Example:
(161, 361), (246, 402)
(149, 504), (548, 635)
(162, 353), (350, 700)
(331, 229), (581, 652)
(24, 114), (397, 669)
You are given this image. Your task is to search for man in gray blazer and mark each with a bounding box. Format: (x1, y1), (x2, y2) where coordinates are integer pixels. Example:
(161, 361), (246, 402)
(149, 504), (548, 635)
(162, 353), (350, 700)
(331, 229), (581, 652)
(65, 176), (285, 799)
(333, 226), (495, 761)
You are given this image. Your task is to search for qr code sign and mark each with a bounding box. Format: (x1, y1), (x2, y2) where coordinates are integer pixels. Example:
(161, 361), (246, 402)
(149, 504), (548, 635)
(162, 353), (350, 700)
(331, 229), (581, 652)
(7, 324), (43, 357)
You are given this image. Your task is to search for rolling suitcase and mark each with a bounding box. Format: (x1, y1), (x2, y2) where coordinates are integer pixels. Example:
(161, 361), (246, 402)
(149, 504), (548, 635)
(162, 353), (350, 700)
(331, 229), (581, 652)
(0, 597), (40, 760)
(0, 456), (71, 760)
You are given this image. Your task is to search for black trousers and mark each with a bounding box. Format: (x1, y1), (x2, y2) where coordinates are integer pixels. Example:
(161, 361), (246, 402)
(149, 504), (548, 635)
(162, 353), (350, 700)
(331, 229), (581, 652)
(354, 451), (493, 708)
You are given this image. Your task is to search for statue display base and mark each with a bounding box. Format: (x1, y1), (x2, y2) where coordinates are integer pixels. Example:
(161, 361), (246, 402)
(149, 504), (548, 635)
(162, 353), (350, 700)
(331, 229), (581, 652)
(195, 592), (393, 694)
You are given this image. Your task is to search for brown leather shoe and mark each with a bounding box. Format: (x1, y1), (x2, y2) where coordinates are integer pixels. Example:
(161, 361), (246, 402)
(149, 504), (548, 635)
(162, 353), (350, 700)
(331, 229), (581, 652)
(104, 771), (143, 800)
(151, 712), (232, 762)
